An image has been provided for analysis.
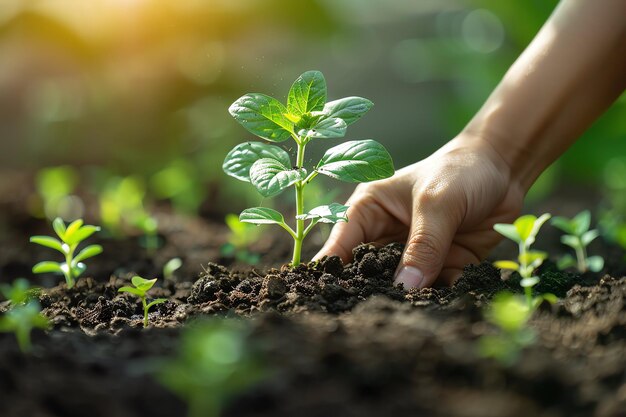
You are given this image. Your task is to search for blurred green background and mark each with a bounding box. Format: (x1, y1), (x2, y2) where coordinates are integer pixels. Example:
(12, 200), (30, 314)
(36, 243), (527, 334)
(0, 0), (624, 216)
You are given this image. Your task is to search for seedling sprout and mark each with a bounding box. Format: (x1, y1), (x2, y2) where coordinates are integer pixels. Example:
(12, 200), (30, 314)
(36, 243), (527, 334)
(493, 213), (551, 307)
(551, 210), (604, 272)
(30, 218), (103, 289)
(118, 276), (167, 328)
(224, 70), (394, 266)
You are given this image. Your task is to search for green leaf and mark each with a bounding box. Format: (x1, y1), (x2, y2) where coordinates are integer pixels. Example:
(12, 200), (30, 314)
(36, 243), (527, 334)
(587, 256), (604, 272)
(287, 70), (327, 116)
(296, 203), (349, 224)
(239, 207), (285, 225)
(493, 224), (520, 243)
(518, 250), (547, 266)
(163, 258), (183, 279)
(561, 235), (580, 249)
(557, 254), (577, 270)
(249, 158), (305, 197)
(74, 245), (103, 263)
(520, 276), (540, 288)
(64, 219), (84, 241)
(529, 213), (551, 244)
(71, 262), (87, 279)
(551, 216), (574, 235)
(52, 218), (66, 240)
(118, 286), (145, 297)
(65, 225), (100, 245)
(298, 117), (346, 139)
(30, 236), (63, 252)
(147, 298), (168, 309)
(316, 139), (394, 183)
(223, 142), (292, 182)
(32, 261), (63, 274)
(581, 229), (599, 246)
(487, 292), (531, 332)
(572, 210), (591, 236)
(514, 215), (536, 243)
(131, 276), (157, 292)
(228, 93), (293, 142)
(493, 260), (519, 271)
(323, 96), (373, 126)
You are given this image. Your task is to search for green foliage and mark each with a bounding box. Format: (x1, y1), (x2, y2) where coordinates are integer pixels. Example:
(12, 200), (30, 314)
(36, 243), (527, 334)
(478, 292), (535, 366)
(118, 276), (167, 328)
(157, 319), (266, 417)
(552, 210), (604, 273)
(163, 258), (183, 281)
(0, 279), (49, 353)
(150, 159), (205, 215)
(30, 218), (102, 289)
(493, 213), (551, 307)
(34, 165), (82, 220)
(220, 214), (262, 265)
(224, 70), (394, 265)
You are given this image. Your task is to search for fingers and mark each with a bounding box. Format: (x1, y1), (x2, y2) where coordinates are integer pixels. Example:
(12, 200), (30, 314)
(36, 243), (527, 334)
(394, 195), (461, 290)
(313, 217), (365, 263)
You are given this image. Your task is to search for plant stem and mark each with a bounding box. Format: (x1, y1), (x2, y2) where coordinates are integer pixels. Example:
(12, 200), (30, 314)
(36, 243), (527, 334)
(64, 244), (76, 289)
(519, 243), (533, 308)
(575, 238), (587, 272)
(291, 141), (307, 266)
(142, 297), (148, 328)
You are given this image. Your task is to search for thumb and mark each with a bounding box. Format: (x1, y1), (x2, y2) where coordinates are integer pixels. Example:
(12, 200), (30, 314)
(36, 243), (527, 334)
(394, 199), (459, 289)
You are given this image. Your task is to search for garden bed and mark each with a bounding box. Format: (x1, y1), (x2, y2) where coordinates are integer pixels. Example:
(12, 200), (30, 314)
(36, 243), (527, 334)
(1, 209), (625, 417)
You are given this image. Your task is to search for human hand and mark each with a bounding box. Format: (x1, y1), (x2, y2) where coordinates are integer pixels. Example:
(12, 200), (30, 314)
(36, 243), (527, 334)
(314, 134), (525, 289)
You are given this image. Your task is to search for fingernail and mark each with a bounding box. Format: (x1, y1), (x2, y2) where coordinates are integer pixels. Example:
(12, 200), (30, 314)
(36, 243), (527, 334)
(394, 266), (425, 289)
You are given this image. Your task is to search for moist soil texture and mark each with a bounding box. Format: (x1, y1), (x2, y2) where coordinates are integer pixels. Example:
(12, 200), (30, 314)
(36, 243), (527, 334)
(0, 209), (625, 417)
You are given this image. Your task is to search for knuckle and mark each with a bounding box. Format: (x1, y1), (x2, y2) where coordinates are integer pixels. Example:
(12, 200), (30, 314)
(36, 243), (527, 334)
(405, 231), (443, 264)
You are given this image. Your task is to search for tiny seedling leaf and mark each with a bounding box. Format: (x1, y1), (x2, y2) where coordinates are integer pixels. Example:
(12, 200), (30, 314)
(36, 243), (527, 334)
(239, 207), (285, 225)
(52, 217), (66, 240)
(572, 210), (591, 236)
(514, 215), (537, 243)
(249, 158), (306, 197)
(65, 225), (100, 245)
(520, 277), (540, 288)
(118, 286), (145, 297)
(581, 229), (599, 246)
(323, 96), (373, 126)
(493, 260), (520, 271)
(74, 245), (103, 263)
(228, 93), (293, 142)
(64, 219), (84, 240)
(551, 216), (575, 235)
(223, 142), (292, 182)
(32, 261), (63, 274)
(493, 224), (520, 243)
(557, 254), (577, 270)
(147, 298), (168, 309)
(316, 139), (394, 183)
(287, 70), (327, 116)
(30, 236), (63, 252)
(296, 203), (349, 224)
(560, 235), (579, 249)
(587, 256), (604, 272)
(131, 276), (157, 292)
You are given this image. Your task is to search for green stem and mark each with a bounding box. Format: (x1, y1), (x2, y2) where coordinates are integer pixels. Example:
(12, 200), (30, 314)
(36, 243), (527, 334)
(64, 244), (76, 289)
(142, 297), (148, 328)
(291, 141), (307, 266)
(575, 237), (587, 272)
(519, 243), (533, 308)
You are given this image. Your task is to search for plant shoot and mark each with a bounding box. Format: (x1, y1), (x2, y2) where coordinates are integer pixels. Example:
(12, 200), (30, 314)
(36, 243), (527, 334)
(551, 210), (604, 272)
(118, 276), (167, 328)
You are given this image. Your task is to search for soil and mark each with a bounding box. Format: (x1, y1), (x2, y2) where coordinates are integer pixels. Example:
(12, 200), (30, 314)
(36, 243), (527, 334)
(0, 197), (625, 417)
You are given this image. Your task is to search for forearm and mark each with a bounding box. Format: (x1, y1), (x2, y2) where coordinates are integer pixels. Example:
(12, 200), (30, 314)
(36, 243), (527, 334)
(464, 0), (626, 192)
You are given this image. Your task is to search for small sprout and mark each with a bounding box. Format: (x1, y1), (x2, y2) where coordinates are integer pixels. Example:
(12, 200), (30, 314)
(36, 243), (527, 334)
(552, 210), (604, 273)
(224, 70), (394, 266)
(493, 213), (551, 307)
(478, 292), (535, 365)
(30, 217), (103, 289)
(157, 319), (265, 417)
(163, 257), (183, 281)
(220, 214), (262, 265)
(118, 276), (167, 328)
(0, 279), (49, 353)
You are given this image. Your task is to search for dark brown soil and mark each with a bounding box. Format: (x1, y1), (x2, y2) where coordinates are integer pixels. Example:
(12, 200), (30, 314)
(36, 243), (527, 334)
(0, 201), (625, 417)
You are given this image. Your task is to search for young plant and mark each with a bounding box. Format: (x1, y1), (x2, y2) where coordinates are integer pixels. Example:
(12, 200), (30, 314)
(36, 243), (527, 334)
(163, 257), (183, 281)
(118, 276), (167, 328)
(493, 213), (551, 307)
(551, 210), (604, 273)
(478, 292), (536, 365)
(157, 319), (265, 417)
(0, 279), (49, 353)
(30, 218), (103, 289)
(224, 70), (394, 266)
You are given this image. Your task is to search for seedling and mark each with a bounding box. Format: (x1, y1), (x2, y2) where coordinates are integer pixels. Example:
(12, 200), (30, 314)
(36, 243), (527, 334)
(220, 214), (262, 264)
(163, 257), (183, 281)
(158, 319), (265, 417)
(493, 213), (551, 307)
(478, 292), (535, 365)
(118, 276), (167, 328)
(224, 70), (394, 265)
(552, 210), (604, 273)
(30, 218), (103, 289)
(0, 279), (49, 353)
